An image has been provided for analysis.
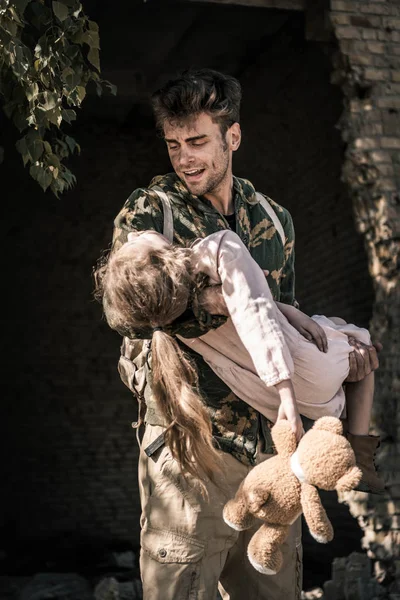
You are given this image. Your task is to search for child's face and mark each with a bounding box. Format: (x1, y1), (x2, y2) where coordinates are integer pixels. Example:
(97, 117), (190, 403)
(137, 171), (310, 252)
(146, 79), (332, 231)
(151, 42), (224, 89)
(121, 230), (171, 259)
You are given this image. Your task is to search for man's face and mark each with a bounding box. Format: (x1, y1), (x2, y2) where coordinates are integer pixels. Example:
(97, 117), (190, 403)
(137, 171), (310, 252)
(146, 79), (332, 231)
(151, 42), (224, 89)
(163, 112), (240, 197)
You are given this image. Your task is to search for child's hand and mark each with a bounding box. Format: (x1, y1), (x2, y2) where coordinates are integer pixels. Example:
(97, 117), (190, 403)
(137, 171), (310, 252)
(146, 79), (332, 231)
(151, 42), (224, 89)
(277, 399), (304, 443)
(287, 310), (328, 353)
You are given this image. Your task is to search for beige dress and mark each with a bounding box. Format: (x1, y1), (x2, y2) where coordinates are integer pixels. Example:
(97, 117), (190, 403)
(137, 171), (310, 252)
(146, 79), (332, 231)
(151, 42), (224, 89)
(178, 230), (370, 423)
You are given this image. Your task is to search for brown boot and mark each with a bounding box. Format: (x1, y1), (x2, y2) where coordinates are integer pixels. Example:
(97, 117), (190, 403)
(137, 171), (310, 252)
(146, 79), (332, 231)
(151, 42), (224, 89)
(347, 433), (386, 495)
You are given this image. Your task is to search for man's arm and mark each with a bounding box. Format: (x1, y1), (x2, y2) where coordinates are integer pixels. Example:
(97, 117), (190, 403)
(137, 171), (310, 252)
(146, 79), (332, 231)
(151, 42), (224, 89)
(111, 188), (164, 254)
(277, 206), (298, 308)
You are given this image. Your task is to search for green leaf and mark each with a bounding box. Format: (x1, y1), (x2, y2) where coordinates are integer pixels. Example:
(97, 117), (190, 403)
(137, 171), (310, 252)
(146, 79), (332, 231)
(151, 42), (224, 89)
(87, 47), (99, 71)
(61, 108), (76, 124)
(41, 91), (58, 111)
(16, 136), (31, 165)
(52, 1), (69, 22)
(46, 153), (61, 168)
(65, 134), (76, 153)
(102, 79), (117, 96)
(62, 169), (76, 187)
(26, 82), (39, 101)
(12, 109), (28, 132)
(95, 81), (102, 97)
(11, 0), (32, 15)
(88, 20), (98, 32)
(37, 167), (52, 191)
(30, 139), (43, 161)
(29, 163), (41, 181)
(8, 6), (23, 25)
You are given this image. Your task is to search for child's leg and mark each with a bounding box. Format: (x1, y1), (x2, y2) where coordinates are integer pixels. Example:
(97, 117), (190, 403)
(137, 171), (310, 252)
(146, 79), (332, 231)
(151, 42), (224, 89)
(346, 375), (385, 493)
(328, 316), (385, 494)
(345, 372), (374, 436)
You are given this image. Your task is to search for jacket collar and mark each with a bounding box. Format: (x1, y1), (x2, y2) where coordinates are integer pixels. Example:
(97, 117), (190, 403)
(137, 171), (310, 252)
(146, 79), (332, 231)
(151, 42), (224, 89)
(149, 173), (259, 215)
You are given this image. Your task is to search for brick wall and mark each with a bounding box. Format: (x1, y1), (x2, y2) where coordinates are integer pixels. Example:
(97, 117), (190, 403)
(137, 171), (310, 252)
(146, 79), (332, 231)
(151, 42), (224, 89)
(329, 0), (400, 595)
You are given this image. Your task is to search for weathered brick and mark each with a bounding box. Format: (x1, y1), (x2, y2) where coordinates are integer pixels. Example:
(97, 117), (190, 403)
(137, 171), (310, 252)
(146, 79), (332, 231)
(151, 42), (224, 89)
(360, 3), (392, 16)
(348, 53), (374, 66)
(330, 13), (353, 26)
(362, 29), (378, 40)
(380, 177), (398, 190)
(387, 54), (400, 68)
(350, 14), (382, 28)
(377, 163), (395, 177)
(392, 71), (400, 82)
(377, 30), (400, 42)
(370, 149), (394, 162)
(377, 96), (400, 109)
(381, 137), (400, 149)
(385, 82), (400, 94)
(362, 122), (384, 135)
(367, 41), (386, 53)
(331, 0), (359, 11)
(364, 68), (391, 81)
(355, 136), (380, 149)
(382, 18), (400, 30)
(373, 54), (390, 67)
(336, 25), (363, 40)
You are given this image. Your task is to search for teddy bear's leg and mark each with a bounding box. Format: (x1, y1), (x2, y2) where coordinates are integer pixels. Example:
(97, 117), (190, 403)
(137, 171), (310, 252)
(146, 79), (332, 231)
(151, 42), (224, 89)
(247, 523), (289, 575)
(301, 483), (333, 543)
(223, 480), (257, 531)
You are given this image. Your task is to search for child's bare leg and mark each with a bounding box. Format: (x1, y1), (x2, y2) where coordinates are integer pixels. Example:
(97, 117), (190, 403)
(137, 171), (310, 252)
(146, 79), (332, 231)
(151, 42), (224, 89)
(345, 372), (374, 436)
(329, 316), (385, 494)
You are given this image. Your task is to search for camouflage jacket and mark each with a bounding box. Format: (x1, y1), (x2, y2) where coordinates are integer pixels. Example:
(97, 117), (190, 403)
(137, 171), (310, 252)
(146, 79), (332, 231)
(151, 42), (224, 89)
(112, 172), (297, 465)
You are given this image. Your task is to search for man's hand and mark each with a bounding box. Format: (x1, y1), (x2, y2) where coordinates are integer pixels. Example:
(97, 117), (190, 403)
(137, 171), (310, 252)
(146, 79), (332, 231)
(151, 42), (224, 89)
(195, 284), (229, 316)
(345, 337), (382, 382)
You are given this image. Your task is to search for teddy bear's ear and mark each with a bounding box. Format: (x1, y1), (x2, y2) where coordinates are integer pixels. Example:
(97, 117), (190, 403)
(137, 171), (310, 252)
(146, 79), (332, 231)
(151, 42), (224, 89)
(271, 420), (297, 456)
(312, 416), (343, 436)
(335, 466), (362, 492)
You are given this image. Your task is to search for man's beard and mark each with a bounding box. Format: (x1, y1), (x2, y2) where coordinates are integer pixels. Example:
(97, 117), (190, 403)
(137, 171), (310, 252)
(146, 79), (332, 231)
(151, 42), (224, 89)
(183, 149), (230, 198)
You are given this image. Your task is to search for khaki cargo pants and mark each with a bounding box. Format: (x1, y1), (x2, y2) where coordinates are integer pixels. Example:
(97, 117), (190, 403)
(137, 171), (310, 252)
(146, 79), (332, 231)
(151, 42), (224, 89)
(138, 424), (302, 600)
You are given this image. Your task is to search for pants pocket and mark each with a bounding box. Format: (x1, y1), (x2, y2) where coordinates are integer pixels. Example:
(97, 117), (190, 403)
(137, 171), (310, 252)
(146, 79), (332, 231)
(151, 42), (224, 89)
(141, 525), (205, 564)
(141, 526), (205, 600)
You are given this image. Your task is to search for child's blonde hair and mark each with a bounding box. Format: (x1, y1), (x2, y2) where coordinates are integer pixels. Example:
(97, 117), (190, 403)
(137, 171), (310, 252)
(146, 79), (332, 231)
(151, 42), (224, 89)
(94, 243), (222, 485)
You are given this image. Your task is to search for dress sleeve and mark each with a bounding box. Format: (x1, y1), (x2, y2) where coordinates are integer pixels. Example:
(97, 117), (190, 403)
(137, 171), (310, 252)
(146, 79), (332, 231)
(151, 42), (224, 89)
(191, 230), (295, 386)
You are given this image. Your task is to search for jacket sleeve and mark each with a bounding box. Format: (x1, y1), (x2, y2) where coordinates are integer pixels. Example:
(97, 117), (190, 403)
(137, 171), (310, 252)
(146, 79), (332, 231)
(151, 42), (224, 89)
(111, 188), (227, 338)
(278, 208), (299, 309)
(112, 188), (164, 254)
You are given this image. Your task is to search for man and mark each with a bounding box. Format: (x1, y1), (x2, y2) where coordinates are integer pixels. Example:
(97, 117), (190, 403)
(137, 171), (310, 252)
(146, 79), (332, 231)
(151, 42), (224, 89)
(111, 69), (379, 599)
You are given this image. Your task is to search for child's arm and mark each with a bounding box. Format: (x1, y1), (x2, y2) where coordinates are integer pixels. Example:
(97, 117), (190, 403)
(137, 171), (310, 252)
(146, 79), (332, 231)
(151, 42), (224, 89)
(275, 379), (304, 442)
(191, 230), (302, 438)
(276, 302), (328, 353)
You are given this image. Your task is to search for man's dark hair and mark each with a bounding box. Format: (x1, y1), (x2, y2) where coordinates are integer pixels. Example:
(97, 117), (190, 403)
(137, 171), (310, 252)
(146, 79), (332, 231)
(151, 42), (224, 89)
(151, 68), (242, 135)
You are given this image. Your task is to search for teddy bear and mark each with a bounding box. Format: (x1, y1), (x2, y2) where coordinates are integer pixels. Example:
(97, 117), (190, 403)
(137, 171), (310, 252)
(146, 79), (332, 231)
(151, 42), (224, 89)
(222, 416), (362, 575)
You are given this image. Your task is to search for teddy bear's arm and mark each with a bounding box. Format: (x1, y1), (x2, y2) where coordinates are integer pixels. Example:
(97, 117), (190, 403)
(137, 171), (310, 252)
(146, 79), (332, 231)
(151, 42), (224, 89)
(300, 483), (333, 544)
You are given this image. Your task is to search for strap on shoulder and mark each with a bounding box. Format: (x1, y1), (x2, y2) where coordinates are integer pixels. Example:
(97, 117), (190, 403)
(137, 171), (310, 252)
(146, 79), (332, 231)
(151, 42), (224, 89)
(152, 186), (174, 242)
(255, 191), (286, 246)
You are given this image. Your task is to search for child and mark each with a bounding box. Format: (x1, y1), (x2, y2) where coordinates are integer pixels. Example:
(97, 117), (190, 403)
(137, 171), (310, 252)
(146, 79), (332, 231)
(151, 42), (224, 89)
(95, 228), (384, 494)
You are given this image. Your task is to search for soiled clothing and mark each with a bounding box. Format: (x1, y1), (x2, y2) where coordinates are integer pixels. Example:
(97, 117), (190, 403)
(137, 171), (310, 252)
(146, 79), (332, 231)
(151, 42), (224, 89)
(113, 173), (298, 465)
(179, 230), (371, 423)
